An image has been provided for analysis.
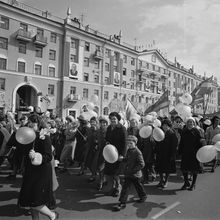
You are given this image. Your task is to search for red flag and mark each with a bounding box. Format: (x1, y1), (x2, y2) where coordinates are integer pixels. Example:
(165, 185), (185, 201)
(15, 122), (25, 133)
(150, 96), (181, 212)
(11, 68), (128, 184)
(144, 90), (170, 115)
(125, 99), (139, 120)
(191, 76), (213, 106)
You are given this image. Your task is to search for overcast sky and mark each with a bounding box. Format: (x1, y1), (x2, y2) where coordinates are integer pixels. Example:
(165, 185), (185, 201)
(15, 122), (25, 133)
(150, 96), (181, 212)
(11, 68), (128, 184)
(20, 0), (220, 83)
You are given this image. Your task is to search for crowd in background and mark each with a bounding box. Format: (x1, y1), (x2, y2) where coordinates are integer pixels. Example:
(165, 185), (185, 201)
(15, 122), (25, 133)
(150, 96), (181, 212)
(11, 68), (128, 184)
(0, 108), (220, 217)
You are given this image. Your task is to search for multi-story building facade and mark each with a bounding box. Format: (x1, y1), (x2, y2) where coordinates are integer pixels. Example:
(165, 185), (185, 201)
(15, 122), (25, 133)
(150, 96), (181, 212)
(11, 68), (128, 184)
(0, 0), (219, 120)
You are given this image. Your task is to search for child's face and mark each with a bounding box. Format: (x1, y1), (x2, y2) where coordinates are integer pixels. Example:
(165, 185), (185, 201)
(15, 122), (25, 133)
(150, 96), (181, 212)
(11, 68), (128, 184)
(126, 140), (136, 149)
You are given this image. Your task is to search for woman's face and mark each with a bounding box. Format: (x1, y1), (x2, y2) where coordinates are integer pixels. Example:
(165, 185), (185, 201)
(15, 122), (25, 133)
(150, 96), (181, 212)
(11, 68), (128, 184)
(110, 116), (118, 126)
(100, 121), (108, 129)
(186, 119), (194, 130)
(90, 120), (97, 128)
(28, 121), (38, 131)
(130, 119), (137, 128)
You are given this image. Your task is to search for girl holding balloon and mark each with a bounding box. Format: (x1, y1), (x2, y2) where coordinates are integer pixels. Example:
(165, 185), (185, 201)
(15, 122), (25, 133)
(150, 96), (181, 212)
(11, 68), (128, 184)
(17, 114), (58, 220)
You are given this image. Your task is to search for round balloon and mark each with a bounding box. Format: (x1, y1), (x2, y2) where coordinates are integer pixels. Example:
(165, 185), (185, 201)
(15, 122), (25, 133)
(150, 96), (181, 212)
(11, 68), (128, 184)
(87, 102), (95, 110)
(214, 141), (220, 151)
(103, 144), (118, 163)
(139, 125), (153, 139)
(175, 103), (185, 114)
(153, 119), (161, 127)
(152, 127), (165, 142)
(196, 145), (217, 163)
(16, 127), (36, 145)
(181, 93), (193, 105)
(145, 114), (154, 123)
(212, 134), (220, 144)
(90, 94), (99, 104)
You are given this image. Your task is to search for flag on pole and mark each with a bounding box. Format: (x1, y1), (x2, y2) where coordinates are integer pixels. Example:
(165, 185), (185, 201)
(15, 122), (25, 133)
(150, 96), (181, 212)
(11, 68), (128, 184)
(125, 98), (139, 120)
(144, 90), (170, 115)
(191, 76), (213, 106)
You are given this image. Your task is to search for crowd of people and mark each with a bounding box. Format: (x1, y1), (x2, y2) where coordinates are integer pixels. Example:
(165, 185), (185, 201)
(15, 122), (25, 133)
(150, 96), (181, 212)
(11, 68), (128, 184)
(0, 108), (220, 218)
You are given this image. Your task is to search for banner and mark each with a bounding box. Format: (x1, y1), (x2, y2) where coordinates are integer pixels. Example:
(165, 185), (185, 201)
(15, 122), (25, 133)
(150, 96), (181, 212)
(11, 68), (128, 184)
(125, 99), (139, 120)
(191, 76), (213, 106)
(144, 90), (170, 115)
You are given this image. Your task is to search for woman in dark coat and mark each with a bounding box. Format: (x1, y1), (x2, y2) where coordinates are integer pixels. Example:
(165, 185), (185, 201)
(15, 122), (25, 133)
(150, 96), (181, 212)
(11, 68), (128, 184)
(155, 119), (178, 188)
(18, 114), (58, 220)
(179, 117), (204, 191)
(74, 115), (90, 175)
(104, 112), (127, 197)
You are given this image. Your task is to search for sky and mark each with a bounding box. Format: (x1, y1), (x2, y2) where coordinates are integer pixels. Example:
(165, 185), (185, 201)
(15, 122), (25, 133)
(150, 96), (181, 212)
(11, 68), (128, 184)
(20, 0), (220, 83)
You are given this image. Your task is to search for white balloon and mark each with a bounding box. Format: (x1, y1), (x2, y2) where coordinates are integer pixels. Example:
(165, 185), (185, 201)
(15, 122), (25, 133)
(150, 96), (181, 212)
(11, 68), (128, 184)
(152, 127), (165, 142)
(175, 103), (185, 114)
(148, 111), (158, 119)
(196, 145), (217, 163)
(139, 126), (153, 139)
(103, 144), (118, 163)
(181, 93), (193, 105)
(90, 94), (99, 104)
(212, 134), (220, 144)
(87, 102), (95, 110)
(214, 141), (220, 151)
(81, 110), (97, 121)
(153, 119), (161, 127)
(144, 114), (154, 123)
(181, 105), (192, 118)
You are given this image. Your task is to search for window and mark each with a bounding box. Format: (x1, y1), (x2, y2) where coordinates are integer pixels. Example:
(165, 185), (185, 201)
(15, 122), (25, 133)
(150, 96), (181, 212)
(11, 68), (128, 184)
(50, 32), (57, 43)
(18, 42), (26, 54)
(130, 82), (135, 90)
(48, 67), (55, 77)
(0, 37), (8, 50)
(104, 91), (109, 100)
(85, 41), (90, 51)
(70, 86), (76, 94)
(123, 68), (127, 76)
(20, 23), (27, 31)
(0, 58), (7, 70)
(0, 16), (9, 30)
(114, 92), (118, 99)
(83, 73), (89, 81)
(131, 70), (135, 78)
(96, 45), (101, 51)
(71, 38), (77, 48)
(37, 28), (44, 36)
(104, 77), (109, 85)
(18, 61), (25, 72)
(84, 57), (89, 67)
(123, 55), (127, 63)
(114, 52), (118, 61)
(139, 96), (142, 103)
(94, 75), (99, 83)
(48, 84), (54, 95)
(94, 89), (99, 96)
(105, 49), (110, 58)
(122, 81), (126, 88)
(83, 88), (89, 98)
(94, 61), (100, 69)
(103, 107), (109, 115)
(35, 46), (43, 58)
(49, 50), (56, 60)
(70, 54), (77, 62)
(131, 57), (135, 65)
(34, 64), (42, 75)
(0, 78), (5, 90)
(105, 63), (109, 71)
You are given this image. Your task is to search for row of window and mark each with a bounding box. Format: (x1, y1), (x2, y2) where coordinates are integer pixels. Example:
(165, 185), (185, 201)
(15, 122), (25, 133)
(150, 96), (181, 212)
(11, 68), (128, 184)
(0, 37), (56, 60)
(0, 58), (56, 76)
(0, 16), (57, 43)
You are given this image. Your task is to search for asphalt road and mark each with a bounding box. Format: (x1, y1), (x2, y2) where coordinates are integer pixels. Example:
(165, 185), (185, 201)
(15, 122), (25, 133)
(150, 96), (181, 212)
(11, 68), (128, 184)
(0, 162), (220, 220)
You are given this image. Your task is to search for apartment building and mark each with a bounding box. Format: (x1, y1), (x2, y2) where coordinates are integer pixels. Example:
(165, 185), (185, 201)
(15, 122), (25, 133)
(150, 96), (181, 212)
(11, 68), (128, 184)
(0, 0), (218, 120)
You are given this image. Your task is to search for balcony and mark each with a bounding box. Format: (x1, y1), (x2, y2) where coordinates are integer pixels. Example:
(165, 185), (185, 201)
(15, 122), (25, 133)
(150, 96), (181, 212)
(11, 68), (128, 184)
(33, 34), (47, 46)
(67, 94), (81, 102)
(93, 50), (103, 60)
(16, 29), (32, 42)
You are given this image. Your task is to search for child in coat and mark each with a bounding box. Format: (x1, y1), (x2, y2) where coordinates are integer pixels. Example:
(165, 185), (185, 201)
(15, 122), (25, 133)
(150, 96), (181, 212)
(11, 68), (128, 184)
(113, 135), (147, 211)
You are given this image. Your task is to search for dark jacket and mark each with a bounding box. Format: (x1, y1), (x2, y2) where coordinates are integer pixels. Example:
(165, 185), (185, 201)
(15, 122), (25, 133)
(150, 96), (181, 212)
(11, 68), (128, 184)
(104, 123), (127, 175)
(123, 147), (145, 178)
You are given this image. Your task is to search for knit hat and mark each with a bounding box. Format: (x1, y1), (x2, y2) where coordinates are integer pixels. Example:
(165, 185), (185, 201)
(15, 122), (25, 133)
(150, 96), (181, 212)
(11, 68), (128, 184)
(126, 135), (138, 144)
(186, 117), (195, 123)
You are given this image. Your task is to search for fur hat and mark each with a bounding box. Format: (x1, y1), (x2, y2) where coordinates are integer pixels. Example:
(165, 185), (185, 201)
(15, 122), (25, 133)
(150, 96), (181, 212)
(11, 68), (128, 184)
(66, 115), (75, 123)
(109, 112), (121, 121)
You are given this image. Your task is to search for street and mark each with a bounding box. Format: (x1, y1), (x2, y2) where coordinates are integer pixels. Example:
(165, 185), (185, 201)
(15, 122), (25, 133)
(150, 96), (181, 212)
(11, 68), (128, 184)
(0, 162), (220, 220)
